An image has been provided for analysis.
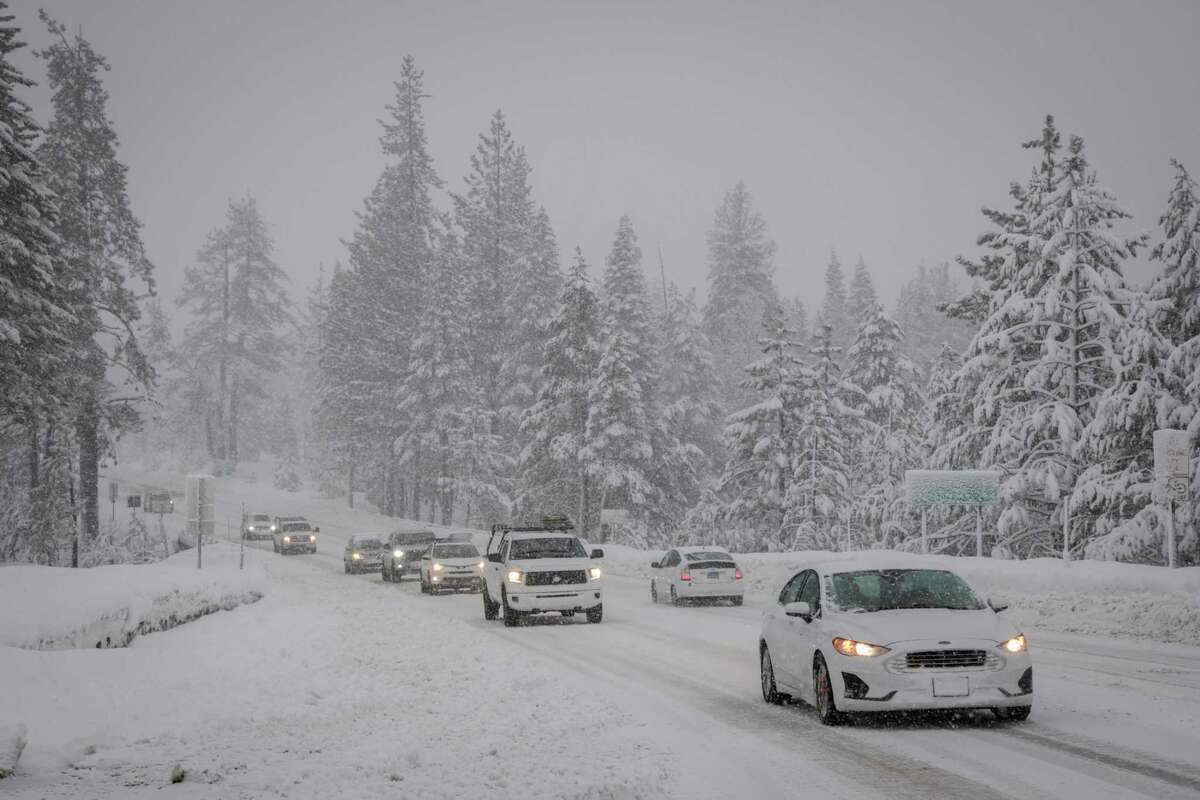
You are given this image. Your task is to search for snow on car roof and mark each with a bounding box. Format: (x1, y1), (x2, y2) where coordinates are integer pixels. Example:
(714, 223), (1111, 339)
(813, 553), (956, 576)
(505, 530), (578, 540)
(677, 545), (732, 553)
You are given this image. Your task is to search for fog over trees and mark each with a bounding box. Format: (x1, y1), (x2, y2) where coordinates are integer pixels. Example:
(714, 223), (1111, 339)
(1, 6), (1198, 566)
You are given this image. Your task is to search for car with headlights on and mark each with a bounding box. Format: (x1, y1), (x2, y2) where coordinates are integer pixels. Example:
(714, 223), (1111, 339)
(650, 546), (744, 606)
(344, 534), (385, 574)
(381, 530), (436, 582)
(482, 519), (604, 626)
(272, 519), (318, 555)
(242, 511), (273, 540)
(419, 540), (484, 593)
(758, 560), (1032, 725)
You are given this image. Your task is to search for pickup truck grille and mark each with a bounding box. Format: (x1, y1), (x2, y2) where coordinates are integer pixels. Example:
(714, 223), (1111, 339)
(525, 570), (587, 586)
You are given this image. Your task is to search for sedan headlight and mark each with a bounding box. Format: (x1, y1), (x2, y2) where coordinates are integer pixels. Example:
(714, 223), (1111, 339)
(998, 634), (1027, 653)
(832, 637), (890, 657)
(506, 570), (525, 585)
(477, 561), (486, 569)
(282, 535), (291, 543)
(352, 552), (362, 559)
(588, 566), (602, 580)
(394, 549), (404, 558)
(432, 563), (444, 572)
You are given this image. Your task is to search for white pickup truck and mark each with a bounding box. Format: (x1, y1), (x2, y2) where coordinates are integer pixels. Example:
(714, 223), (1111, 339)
(481, 521), (605, 627)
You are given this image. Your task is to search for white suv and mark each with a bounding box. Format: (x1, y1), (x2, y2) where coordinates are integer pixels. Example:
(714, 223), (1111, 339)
(482, 526), (604, 627)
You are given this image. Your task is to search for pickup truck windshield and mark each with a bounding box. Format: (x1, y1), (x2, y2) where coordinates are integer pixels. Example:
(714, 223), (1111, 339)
(353, 539), (383, 550)
(509, 537), (587, 560)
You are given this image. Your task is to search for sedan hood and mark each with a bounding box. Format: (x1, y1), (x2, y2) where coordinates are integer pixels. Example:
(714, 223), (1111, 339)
(435, 557), (482, 568)
(826, 608), (1019, 646)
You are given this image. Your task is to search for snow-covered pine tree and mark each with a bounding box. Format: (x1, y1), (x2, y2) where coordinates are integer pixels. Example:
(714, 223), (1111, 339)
(960, 132), (1144, 558)
(583, 217), (660, 544)
(787, 321), (859, 550)
(1149, 159), (1200, 560)
(660, 285), (722, 477)
(37, 13), (155, 542)
(894, 263), (974, 376)
(398, 228), (479, 525)
(517, 249), (602, 532)
(820, 250), (853, 359)
(700, 182), (779, 409)
(341, 55), (442, 516)
(455, 111), (534, 433)
(786, 297), (809, 346)
(177, 196), (291, 469)
(846, 257), (878, 324)
(844, 304), (924, 547)
(719, 305), (804, 547)
(1077, 297), (1173, 562)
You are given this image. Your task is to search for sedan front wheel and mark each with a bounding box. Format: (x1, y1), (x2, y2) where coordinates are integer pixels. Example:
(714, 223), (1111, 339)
(761, 646), (784, 705)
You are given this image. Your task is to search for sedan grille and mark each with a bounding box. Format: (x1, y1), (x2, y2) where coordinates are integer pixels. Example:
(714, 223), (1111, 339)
(525, 570), (587, 586)
(889, 649), (1000, 673)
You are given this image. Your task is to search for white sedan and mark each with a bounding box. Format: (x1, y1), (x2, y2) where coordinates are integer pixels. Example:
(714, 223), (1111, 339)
(650, 546), (744, 606)
(759, 560), (1032, 725)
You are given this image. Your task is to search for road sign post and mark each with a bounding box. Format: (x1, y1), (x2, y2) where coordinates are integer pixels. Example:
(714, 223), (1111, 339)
(1154, 430), (1191, 569)
(906, 470), (1002, 556)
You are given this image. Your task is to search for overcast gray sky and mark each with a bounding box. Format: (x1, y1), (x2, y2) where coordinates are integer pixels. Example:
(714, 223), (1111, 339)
(10, 0), (1200, 316)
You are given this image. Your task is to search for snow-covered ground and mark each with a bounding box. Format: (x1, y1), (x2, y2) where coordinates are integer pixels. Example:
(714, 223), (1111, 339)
(3, 464), (1200, 798)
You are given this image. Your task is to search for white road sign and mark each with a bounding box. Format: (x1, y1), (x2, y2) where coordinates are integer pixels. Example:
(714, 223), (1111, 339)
(1153, 429), (1191, 503)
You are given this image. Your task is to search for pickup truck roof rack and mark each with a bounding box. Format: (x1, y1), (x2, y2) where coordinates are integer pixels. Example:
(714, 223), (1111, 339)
(487, 515), (575, 553)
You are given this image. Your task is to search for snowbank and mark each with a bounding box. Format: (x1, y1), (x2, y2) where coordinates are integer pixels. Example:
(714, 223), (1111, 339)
(0, 542), (266, 651)
(600, 544), (1200, 645)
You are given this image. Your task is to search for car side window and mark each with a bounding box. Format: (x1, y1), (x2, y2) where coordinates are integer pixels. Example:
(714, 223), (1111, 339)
(662, 550), (676, 567)
(778, 572), (806, 605)
(798, 570), (820, 613)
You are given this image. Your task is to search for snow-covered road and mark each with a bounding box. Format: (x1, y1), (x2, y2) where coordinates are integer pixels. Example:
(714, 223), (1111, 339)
(8, 469), (1200, 799)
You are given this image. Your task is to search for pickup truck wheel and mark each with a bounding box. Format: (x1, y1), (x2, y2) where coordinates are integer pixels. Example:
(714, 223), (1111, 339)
(382, 566), (390, 582)
(344, 563), (350, 574)
(502, 587), (521, 628)
(650, 581), (658, 603)
(586, 604), (603, 624)
(482, 585), (499, 620)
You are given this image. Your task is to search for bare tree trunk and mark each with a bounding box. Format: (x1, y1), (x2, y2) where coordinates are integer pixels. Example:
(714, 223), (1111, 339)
(411, 443), (421, 522)
(578, 472), (590, 539)
(228, 374), (240, 465)
(347, 460), (355, 508)
(77, 390), (100, 544)
(28, 414), (39, 490)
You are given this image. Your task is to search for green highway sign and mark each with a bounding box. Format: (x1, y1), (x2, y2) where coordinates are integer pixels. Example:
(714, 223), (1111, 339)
(906, 470), (1001, 507)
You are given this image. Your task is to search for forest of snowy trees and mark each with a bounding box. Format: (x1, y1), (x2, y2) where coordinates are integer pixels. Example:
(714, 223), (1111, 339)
(1, 6), (1198, 566)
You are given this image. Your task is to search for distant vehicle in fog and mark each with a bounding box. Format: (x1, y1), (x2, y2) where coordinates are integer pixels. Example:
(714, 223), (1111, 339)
(273, 519), (318, 554)
(381, 530), (436, 582)
(344, 534), (385, 574)
(419, 540), (484, 594)
(242, 512), (273, 540)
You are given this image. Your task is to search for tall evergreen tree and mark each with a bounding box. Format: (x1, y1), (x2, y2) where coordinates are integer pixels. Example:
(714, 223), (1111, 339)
(1149, 159), (1200, 559)
(719, 306), (804, 547)
(701, 181), (779, 407)
(37, 13), (154, 542)
(846, 257), (877, 323)
(177, 196), (291, 467)
(820, 250), (852, 357)
(517, 249), (602, 532)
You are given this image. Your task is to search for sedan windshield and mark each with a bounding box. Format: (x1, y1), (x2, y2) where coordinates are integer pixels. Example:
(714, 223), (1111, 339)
(509, 537), (586, 559)
(434, 544), (479, 559)
(829, 569), (984, 612)
(353, 539), (383, 550)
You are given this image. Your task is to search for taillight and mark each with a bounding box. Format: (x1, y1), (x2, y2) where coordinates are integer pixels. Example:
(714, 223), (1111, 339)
(680, 571), (691, 582)
(735, 569), (743, 580)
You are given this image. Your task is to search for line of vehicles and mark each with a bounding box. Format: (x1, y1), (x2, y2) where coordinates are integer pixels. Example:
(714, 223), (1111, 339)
(243, 510), (1033, 725)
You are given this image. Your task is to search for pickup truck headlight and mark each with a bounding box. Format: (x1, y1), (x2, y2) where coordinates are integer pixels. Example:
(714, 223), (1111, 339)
(588, 566), (602, 580)
(394, 549), (404, 558)
(432, 563), (444, 572)
(282, 536), (291, 544)
(507, 570), (525, 585)
(309, 535), (316, 542)
(998, 634), (1027, 653)
(271, 525), (277, 532)
(352, 552), (362, 560)
(477, 561), (486, 569)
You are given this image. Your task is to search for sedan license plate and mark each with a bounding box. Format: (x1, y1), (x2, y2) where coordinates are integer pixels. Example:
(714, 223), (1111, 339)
(931, 676), (970, 697)
(707, 570), (720, 579)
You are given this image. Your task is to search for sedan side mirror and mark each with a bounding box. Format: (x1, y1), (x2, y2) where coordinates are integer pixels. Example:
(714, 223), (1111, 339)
(988, 597), (1009, 614)
(650, 561), (660, 569)
(784, 601), (813, 621)
(591, 548), (605, 559)
(488, 552), (504, 563)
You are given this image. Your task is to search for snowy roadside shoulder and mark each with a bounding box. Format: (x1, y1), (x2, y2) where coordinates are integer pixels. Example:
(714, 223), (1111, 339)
(0, 542), (266, 651)
(598, 544), (1200, 645)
